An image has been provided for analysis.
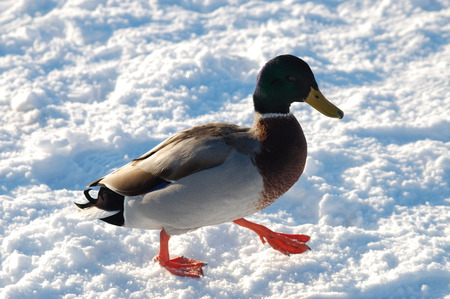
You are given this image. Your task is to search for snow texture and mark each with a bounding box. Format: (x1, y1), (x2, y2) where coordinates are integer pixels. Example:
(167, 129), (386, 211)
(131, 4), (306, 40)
(1, 0), (449, 298)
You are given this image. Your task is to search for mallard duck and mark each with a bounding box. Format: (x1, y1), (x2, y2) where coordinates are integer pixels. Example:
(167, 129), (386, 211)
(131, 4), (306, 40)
(76, 55), (343, 277)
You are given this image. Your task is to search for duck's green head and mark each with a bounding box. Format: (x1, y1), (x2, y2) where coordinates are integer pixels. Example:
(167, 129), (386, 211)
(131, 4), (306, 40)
(253, 55), (343, 118)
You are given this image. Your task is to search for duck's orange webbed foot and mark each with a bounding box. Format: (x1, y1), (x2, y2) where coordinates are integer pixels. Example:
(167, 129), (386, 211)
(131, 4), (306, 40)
(155, 229), (206, 278)
(233, 218), (310, 255)
(154, 255), (206, 278)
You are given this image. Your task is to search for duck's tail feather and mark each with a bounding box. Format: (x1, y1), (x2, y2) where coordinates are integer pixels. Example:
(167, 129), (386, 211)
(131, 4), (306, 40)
(76, 205), (120, 220)
(75, 187), (125, 226)
(74, 189), (98, 210)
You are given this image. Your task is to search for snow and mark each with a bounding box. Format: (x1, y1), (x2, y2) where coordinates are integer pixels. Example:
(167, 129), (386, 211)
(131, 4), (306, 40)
(1, 0), (449, 298)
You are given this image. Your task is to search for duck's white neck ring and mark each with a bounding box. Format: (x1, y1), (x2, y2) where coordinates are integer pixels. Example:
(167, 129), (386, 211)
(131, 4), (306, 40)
(256, 112), (293, 119)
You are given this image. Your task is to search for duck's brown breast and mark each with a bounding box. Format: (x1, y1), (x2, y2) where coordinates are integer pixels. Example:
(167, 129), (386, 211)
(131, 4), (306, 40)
(254, 114), (307, 210)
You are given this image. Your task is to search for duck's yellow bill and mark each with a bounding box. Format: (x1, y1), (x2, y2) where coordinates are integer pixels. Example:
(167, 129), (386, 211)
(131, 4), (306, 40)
(305, 87), (344, 119)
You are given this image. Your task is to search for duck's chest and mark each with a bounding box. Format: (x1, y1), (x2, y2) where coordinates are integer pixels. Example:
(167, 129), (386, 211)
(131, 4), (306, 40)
(254, 114), (307, 209)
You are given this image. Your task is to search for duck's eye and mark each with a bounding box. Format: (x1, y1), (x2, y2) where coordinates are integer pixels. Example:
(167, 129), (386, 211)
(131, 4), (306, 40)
(287, 75), (297, 82)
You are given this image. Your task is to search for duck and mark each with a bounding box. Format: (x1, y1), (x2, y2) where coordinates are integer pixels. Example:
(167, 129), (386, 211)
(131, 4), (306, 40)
(76, 54), (344, 278)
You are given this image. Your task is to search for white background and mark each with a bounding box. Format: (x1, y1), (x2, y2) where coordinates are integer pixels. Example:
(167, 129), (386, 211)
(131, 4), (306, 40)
(1, 0), (449, 298)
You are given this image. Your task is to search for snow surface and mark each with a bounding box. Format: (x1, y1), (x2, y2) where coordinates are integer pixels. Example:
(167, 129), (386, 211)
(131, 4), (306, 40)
(1, 0), (450, 298)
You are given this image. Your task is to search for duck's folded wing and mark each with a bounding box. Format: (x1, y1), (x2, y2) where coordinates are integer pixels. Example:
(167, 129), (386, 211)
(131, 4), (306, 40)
(88, 124), (251, 196)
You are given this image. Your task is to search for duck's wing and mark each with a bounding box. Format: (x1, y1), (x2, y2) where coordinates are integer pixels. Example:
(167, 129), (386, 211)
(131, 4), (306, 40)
(88, 123), (259, 196)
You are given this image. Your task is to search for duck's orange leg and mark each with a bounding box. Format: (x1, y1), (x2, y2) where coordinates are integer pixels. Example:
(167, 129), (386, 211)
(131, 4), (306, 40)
(153, 229), (206, 278)
(233, 218), (310, 255)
